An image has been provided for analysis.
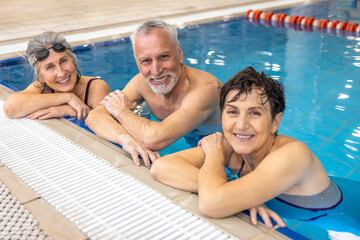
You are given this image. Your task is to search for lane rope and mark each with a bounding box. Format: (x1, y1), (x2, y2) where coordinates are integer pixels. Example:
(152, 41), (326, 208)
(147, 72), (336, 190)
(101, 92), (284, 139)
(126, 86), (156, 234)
(245, 9), (360, 37)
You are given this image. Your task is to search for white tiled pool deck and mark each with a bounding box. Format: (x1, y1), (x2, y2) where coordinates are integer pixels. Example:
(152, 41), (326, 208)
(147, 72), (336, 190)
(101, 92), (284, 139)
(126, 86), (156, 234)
(0, 0), (319, 239)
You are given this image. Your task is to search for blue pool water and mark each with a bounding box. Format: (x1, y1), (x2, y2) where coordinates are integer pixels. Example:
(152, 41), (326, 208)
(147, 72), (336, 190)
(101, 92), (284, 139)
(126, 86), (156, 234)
(1, 0), (359, 239)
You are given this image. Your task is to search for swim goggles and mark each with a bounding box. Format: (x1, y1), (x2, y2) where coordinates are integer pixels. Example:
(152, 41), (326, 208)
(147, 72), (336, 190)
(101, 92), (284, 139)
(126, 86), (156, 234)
(33, 43), (68, 65)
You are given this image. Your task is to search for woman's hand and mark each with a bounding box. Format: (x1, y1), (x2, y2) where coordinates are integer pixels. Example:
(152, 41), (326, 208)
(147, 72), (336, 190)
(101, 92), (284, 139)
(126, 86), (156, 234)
(67, 93), (90, 120)
(198, 132), (233, 160)
(27, 105), (77, 120)
(249, 205), (286, 229)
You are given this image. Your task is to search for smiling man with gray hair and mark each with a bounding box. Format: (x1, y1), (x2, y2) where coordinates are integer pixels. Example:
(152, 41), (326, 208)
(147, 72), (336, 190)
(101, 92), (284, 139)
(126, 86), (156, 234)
(86, 20), (222, 168)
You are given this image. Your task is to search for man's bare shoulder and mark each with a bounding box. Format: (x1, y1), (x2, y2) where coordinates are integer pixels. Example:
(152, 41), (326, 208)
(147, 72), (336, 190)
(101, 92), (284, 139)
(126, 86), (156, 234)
(123, 72), (152, 99)
(185, 66), (222, 87)
(129, 72), (146, 84)
(183, 67), (222, 107)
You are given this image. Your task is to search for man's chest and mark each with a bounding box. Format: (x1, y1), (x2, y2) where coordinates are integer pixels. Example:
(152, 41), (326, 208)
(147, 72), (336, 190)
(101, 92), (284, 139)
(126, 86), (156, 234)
(146, 100), (180, 120)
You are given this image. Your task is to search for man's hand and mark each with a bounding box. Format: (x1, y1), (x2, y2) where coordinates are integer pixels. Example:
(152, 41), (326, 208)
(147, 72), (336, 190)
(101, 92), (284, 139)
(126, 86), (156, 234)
(121, 134), (161, 168)
(100, 90), (137, 118)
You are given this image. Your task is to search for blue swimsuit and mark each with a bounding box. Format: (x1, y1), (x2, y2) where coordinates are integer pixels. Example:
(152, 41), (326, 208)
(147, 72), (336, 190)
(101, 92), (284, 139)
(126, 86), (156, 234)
(264, 177), (360, 236)
(237, 160), (359, 236)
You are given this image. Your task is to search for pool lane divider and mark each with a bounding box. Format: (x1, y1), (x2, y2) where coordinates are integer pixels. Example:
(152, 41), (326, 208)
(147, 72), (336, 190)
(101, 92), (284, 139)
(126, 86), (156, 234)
(245, 9), (360, 37)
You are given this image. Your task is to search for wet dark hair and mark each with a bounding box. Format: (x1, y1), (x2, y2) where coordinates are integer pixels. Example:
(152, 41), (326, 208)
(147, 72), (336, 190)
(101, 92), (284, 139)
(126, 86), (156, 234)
(220, 66), (285, 119)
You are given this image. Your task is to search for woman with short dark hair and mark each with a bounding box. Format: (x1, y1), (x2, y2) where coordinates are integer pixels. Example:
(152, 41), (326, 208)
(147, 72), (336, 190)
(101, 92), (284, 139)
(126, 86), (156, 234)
(151, 67), (343, 230)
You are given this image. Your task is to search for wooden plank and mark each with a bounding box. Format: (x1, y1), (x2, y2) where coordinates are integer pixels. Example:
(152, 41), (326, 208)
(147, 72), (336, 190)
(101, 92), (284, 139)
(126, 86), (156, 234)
(0, 166), (39, 204)
(24, 199), (88, 240)
(0, 166), (87, 239)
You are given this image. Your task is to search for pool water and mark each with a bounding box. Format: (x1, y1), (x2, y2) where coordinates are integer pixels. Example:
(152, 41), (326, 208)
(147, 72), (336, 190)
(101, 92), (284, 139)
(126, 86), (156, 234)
(2, 0), (359, 180)
(1, 0), (359, 239)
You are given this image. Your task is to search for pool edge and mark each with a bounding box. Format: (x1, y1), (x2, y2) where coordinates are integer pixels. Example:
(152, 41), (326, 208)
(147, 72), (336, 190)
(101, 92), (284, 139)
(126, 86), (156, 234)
(0, 82), (296, 239)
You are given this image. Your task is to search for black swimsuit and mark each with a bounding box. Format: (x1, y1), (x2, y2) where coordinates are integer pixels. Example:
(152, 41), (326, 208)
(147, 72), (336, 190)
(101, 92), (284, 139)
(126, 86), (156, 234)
(44, 77), (99, 106)
(237, 160), (246, 178)
(83, 78), (99, 105)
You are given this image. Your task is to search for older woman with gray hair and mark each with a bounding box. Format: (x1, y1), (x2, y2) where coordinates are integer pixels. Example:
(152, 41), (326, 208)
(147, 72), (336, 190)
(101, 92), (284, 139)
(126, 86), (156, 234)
(3, 31), (110, 120)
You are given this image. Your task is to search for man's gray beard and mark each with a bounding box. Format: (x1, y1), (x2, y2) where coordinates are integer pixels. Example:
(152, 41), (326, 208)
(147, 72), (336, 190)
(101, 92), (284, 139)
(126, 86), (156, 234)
(147, 72), (179, 95)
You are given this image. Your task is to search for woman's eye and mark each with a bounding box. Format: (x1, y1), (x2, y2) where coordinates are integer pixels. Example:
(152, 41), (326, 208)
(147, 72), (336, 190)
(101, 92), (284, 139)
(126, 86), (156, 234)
(227, 109), (237, 115)
(250, 111), (261, 116)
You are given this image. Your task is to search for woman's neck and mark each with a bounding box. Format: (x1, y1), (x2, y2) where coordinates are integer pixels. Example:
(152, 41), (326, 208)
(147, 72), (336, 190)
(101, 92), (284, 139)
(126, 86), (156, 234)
(242, 134), (277, 171)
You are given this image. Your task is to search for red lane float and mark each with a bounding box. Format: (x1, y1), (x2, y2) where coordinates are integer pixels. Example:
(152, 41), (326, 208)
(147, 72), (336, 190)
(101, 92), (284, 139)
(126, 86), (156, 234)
(245, 9), (360, 37)
(329, 20), (339, 29)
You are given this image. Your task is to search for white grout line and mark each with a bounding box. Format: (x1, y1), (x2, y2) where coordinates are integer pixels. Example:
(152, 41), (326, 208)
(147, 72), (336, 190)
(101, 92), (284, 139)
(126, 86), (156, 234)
(0, 0), (303, 56)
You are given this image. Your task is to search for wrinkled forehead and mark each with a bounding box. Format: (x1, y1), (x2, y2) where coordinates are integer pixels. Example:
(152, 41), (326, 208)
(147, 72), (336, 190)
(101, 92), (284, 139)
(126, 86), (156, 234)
(225, 88), (271, 110)
(226, 87), (265, 101)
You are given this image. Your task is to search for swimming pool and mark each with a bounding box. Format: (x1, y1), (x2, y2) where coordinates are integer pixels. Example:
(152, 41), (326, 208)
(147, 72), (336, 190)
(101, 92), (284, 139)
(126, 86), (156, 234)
(1, 0), (359, 180)
(0, 0), (359, 238)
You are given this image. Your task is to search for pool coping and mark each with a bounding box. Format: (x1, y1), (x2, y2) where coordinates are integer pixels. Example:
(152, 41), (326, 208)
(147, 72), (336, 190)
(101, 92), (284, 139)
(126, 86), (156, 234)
(0, 83), (298, 240)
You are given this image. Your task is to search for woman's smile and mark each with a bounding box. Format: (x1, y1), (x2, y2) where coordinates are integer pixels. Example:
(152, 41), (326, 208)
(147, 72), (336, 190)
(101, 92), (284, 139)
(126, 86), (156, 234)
(56, 76), (70, 84)
(233, 133), (254, 140)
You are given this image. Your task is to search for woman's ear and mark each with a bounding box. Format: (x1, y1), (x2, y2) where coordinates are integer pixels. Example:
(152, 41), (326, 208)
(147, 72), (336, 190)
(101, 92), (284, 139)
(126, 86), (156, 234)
(271, 112), (283, 134)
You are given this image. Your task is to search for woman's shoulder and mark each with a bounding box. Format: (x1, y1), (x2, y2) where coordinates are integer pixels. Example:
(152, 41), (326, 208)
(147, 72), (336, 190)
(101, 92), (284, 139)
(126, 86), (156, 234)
(80, 76), (109, 90)
(270, 135), (313, 167)
(186, 66), (221, 86)
(81, 76), (104, 83)
(21, 81), (44, 93)
(275, 135), (309, 151)
(80, 76), (110, 107)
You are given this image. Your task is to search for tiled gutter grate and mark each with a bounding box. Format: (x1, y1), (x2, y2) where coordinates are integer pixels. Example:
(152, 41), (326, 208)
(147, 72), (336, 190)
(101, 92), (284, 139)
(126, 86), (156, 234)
(0, 101), (236, 240)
